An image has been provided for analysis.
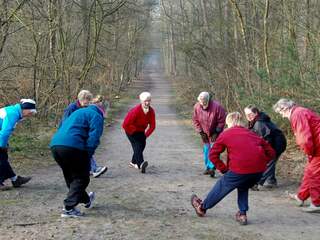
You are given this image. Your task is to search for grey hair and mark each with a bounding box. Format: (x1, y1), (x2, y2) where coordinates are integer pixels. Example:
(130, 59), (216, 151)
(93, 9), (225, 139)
(78, 90), (93, 101)
(273, 98), (296, 113)
(197, 91), (210, 102)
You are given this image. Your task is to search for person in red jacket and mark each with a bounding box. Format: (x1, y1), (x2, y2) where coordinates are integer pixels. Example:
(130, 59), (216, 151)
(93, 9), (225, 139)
(122, 92), (156, 173)
(273, 98), (320, 213)
(191, 112), (275, 225)
(192, 92), (226, 177)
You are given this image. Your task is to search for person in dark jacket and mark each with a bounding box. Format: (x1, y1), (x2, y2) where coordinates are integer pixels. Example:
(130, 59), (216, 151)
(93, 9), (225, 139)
(0, 99), (37, 191)
(244, 105), (287, 189)
(50, 104), (104, 218)
(122, 92), (156, 174)
(60, 90), (107, 178)
(191, 112), (275, 225)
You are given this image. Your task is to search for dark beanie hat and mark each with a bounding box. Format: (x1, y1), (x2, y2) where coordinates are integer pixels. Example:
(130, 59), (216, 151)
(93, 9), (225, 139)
(20, 99), (36, 111)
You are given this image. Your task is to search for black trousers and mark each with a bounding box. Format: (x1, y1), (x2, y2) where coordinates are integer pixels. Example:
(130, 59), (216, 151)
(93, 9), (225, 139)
(126, 132), (146, 168)
(51, 146), (90, 210)
(0, 151), (16, 183)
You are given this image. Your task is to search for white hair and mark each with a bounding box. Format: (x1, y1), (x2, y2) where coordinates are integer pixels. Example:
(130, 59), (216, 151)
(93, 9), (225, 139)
(77, 90), (93, 101)
(273, 98), (296, 113)
(197, 92), (210, 102)
(139, 92), (151, 101)
(225, 112), (244, 128)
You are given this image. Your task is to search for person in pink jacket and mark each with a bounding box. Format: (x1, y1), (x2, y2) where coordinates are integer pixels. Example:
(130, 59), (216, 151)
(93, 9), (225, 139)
(273, 98), (320, 213)
(192, 92), (226, 177)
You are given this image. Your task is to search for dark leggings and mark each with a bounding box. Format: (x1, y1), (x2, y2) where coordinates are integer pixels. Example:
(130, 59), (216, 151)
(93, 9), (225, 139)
(0, 151), (16, 183)
(51, 146), (90, 210)
(126, 132), (146, 168)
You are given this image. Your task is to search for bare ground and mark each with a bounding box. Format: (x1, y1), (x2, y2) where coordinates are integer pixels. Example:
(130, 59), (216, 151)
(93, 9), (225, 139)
(0, 50), (319, 240)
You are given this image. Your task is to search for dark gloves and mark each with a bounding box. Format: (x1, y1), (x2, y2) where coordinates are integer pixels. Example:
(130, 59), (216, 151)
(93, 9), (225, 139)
(210, 133), (218, 142)
(210, 127), (223, 142)
(199, 131), (209, 143)
(0, 147), (8, 153)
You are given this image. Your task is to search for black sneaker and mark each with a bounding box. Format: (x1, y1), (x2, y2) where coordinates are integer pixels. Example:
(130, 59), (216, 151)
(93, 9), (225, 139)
(141, 161), (148, 173)
(12, 176), (32, 187)
(208, 169), (215, 178)
(0, 182), (11, 191)
(251, 184), (260, 191)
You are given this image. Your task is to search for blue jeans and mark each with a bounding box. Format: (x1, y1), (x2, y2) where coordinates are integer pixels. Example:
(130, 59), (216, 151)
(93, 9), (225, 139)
(202, 171), (262, 214)
(203, 143), (215, 170)
(90, 157), (97, 172)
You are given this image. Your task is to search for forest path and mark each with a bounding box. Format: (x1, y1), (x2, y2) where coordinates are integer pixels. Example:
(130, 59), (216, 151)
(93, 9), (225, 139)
(0, 49), (319, 240)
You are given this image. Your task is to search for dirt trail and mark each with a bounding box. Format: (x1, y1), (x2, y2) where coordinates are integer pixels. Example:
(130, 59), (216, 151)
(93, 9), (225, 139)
(0, 50), (319, 240)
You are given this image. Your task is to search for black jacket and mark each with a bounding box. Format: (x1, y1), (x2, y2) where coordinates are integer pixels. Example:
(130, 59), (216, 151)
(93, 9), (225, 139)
(248, 112), (287, 157)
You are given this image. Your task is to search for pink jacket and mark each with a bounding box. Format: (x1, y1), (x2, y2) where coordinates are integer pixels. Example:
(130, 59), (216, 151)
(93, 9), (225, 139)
(192, 100), (226, 138)
(290, 106), (320, 159)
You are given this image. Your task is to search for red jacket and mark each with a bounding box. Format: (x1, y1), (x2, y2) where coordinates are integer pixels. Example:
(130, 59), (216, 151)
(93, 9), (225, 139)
(290, 106), (320, 158)
(209, 126), (275, 174)
(122, 104), (156, 137)
(192, 100), (226, 139)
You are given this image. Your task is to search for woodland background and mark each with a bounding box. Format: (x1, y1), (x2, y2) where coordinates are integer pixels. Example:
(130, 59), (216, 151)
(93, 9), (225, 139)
(1, 0), (319, 178)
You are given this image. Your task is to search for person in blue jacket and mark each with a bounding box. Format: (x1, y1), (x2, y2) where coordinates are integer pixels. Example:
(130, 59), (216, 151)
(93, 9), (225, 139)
(60, 90), (107, 178)
(0, 99), (37, 191)
(50, 103), (105, 218)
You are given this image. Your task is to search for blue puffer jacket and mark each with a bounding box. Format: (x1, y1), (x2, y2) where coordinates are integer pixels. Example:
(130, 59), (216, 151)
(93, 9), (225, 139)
(50, 105), (104, 157)
(0, 104), (23, 147)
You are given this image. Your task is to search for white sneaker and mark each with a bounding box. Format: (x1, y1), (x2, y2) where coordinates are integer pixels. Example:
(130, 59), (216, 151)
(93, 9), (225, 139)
(84, 192), (95, 209)
(129, 162), (139, 169)
(302, 203), (320, 213)
(93, 166), (108, 178)
(288, 193), (304, 207)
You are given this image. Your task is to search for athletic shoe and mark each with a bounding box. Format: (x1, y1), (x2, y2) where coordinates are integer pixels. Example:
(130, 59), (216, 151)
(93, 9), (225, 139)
(208, 169), (215, 178)
(190, 194), (206, 217)
(235, 211), (248, 225)
(203, 169), (210, 175)
(141, 161), (148, 173)
(93, 166), (108, 178)
(0, 182), (11, 191)
(263, 182), (278, 189)
(129, 162), (139, 169)
(84, 192), (96, 209)
(251, 184), (260, 191)
(12, 176), (31, 187)
(302, 203), (320, 213)
(61, 208), (84, 218)
(288, 193), (304, 207)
